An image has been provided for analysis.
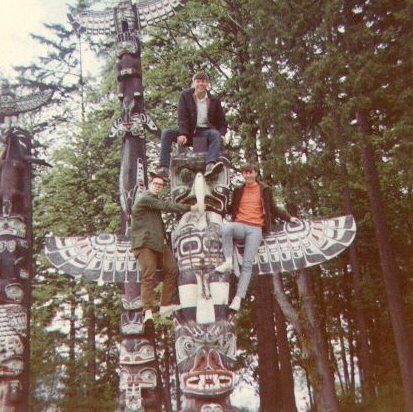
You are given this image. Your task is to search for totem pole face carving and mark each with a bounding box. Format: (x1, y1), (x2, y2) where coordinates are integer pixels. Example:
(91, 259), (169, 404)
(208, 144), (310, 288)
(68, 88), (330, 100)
(170, 153), (230, 215)
(119, 366), (158, 411)
(120, 338), (156, 365)
(121, 310), (145, 335)
(0, 304), (27, 379)
(174, 321), (236, 397)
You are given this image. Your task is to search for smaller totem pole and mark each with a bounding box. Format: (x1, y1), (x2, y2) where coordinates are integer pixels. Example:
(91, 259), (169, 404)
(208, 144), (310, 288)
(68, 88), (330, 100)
(46, 1), (187, 411)
(0, 86), (52, 411)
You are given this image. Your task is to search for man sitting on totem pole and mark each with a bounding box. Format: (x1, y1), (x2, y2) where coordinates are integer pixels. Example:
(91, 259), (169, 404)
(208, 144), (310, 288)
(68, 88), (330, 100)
(159, 72), (227, 177)
(131, 173), (200, 322)
(216, 162), (300, 311)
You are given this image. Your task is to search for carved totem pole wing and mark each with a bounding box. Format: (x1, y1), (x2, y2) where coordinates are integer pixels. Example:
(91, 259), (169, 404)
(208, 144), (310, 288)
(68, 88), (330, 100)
(0, 90), (53, 117)
(45, 234), (138, 283)
(236, 215), (356, 275)
(137, 0), (187, 27)
(70, 8), (118, 35)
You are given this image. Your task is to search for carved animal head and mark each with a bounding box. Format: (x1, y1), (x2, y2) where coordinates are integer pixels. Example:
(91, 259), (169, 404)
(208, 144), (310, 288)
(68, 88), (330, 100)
(119, 366), (158, 411)
(170, 153), (230, 215)
(174, 321), (236, 398)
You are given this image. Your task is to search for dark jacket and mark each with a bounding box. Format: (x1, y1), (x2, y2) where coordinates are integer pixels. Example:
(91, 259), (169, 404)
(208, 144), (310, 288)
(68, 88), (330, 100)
(178, 88), (227, 138)
(131, 192), (190, 253)
(229, 181), (291, 233)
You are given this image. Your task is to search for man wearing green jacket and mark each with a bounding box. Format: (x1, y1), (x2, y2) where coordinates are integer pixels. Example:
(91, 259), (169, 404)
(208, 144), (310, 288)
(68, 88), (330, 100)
(131, 173), (199, 322)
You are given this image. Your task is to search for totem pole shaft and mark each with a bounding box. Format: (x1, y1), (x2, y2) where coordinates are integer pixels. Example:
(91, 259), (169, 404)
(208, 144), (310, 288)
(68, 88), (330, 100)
(0, 128), (34, 412)
(116, 30), (163, 411)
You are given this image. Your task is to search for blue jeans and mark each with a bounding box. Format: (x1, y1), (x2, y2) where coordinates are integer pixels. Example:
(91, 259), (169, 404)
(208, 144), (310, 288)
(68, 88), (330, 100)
(159, 128), (222, 168)
(221, 222), (263, 298)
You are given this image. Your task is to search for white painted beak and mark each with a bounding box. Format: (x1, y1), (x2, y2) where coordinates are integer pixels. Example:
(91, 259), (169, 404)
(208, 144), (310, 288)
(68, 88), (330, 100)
(192, 172), (208, 214)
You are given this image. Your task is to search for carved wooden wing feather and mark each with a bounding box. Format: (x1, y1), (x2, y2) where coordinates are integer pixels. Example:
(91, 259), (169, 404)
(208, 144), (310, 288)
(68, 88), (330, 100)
(235, 215), (356, 275)
(45, 234), (138, 283)
(70, 8), (119, 35)
(70, 0), (186, 35)
(0, 91), (53, 117)
(137, 0), (187, 27)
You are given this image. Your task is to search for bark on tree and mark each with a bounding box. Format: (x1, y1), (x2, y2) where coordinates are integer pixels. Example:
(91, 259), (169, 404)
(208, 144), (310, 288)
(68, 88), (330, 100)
(296, 271), (339, 412)
(274, 299), (297, 412)
(255, 276), (282, 411)
(341, 164), (375, 401)
(358, 111), (413, 409)
(86, 286), (97, 406)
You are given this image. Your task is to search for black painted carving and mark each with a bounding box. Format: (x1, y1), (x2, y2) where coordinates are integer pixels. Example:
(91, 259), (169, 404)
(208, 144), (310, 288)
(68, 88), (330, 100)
(0, 127), (40, 411)
(45, 2), (188, 410)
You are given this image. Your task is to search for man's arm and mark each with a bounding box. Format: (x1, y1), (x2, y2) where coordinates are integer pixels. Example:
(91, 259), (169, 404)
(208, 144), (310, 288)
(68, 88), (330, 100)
(178, 92), (191, 137)
(134, 194), (198, 214)
(268, 189), (297, 222)
(215, 98), (227, 136)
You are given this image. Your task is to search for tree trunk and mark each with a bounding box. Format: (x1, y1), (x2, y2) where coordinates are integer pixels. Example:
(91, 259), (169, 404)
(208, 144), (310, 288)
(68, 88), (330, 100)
(358, 111), (413, 409)
(341, 163), (375, 401)
(86, 286), (97, 406)
(255, 276), (282, 411)
(274, 300), (297, 412)
(339, 330), (350, 393)
(296, 271), (339, 412)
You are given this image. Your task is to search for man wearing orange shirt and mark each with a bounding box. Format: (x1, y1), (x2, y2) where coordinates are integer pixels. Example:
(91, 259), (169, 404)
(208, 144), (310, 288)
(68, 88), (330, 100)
(216, 162), (299, 311)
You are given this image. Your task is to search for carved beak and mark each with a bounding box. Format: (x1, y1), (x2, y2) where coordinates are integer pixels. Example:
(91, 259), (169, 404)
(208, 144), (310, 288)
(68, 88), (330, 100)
(190, 172), (211, 214)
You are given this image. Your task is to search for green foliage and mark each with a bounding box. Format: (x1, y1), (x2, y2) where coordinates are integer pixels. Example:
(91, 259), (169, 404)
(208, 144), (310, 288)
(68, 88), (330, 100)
(23, 0), (413, 410)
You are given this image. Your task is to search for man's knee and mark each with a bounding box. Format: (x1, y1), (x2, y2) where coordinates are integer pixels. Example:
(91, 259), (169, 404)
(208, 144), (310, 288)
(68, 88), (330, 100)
(161, 129), (177, 142)
(208, 129), (221, 140)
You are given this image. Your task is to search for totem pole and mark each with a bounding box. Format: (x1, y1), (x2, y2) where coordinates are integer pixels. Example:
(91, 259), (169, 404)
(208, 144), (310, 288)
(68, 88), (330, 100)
(169, 151), (236, 411)
(0, 87), (52, 411)
(168, 148), (356, 411)
(43, 2), (357, 411)
(45, 1), (186, 411)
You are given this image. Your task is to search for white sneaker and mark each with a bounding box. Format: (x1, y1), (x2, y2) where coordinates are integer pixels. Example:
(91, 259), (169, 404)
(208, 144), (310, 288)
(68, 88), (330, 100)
(229, 296), (241, 311)
(159, 304), (181, 318)
(143, 309), (153, 323)
(216, 260), (233, 273)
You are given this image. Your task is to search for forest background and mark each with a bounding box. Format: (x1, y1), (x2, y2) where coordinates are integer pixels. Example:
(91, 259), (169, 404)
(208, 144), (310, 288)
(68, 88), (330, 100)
(2, 0), (413, 411)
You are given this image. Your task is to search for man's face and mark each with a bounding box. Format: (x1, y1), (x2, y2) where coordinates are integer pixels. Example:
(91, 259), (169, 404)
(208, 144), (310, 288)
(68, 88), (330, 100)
(193, 78), (208, 95)
(148, 178), (164, 195)
(241, 169), (257, 184)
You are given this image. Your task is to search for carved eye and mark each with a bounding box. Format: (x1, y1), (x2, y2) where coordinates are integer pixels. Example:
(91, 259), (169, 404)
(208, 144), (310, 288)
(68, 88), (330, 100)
(139, 345), (154, 359)
(176, 337), (197, 362)
(140, 369), (156, 384)
(179, 168), (196, 185)
(220, 333), (236, 358)
(184, 340), (195, 352)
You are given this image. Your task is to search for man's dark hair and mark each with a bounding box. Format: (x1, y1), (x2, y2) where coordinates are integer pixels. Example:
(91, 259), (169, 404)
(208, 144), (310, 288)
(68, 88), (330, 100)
(149, 172), (166, 183)
(192, 72), (209, 83)
(240, 162), (257, 172)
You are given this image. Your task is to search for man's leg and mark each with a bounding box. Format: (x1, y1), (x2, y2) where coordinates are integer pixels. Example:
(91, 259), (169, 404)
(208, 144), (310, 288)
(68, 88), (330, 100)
(159, 129), (179, 169)
(235, 226), (263, 299)
(134, 248), (158, 309)
(216, 222), (246, 272)
(160, 246), (179, 307)
(195, 129), (222, 176)
(204, 129), (222, 165)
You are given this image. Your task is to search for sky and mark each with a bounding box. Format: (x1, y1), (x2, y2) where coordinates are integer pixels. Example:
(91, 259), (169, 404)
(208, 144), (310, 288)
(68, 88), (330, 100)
(0, 1), (77, 78)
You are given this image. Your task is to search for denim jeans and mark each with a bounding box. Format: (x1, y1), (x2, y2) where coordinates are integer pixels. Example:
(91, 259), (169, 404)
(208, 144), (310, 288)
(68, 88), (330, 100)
(221, 222), (263, 298)
(159, 128), (222, 168)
